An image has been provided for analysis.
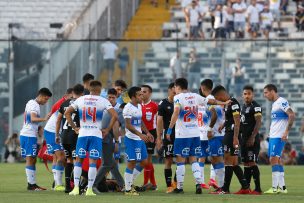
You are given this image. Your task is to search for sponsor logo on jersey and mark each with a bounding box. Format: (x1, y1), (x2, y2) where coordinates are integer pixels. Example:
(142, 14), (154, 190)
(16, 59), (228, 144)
(232, 104), (239, 110)
(254, 107), (261, 112)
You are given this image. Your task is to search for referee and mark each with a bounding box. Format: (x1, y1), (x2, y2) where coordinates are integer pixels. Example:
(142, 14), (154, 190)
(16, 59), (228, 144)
(241, 85), (262, 194)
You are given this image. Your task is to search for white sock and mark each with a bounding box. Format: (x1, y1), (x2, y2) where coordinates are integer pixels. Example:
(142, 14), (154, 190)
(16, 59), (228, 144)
(193, 162), (203, 185)
(210, 164), (216, 180)
(214, 167), (225, 188)
(132, 165), (143, 182)
(73, 162), (82, 187)
(52, 165), (56, 185)
(88, 164), (97, 189)
(176, 163), (185, 189)
(199, 162), (205, 184)
(55, 165), (64, 186)
(25, 166), (36, 184)
(124, 168), (133, 191)
(279, 172), (285, 189)
(272, 172), (280, 189)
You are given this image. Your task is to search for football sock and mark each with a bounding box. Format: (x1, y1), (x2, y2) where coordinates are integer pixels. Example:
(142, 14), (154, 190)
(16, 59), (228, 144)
(213, 162), (225, 188)
(244, 166), (252, 186)
(143, 164), (151, 185)
(52, 165), (56, 185)
(210, 164), (216, 180)
(150, 163), (157, 186)
(25, 165), (36, 184)
(176, 163), (185, 189)
(65, 163), (73, 189)
(233, 165), (249, 189)
(73, 162), (82, 187)
(222, 165), (233, 192)
(251, 165), (261, 191)
(199, 162), (205, 184)
(164, 168), (172, 187)
(192, 162), (202, 184)
(272, 165), (280, 189)
(133, 165), (143, 182)
(55, 164), (64, 186)
(87, 163), (97, 189)
(278, 165), (286, 189)
(124, 168), (133, 191)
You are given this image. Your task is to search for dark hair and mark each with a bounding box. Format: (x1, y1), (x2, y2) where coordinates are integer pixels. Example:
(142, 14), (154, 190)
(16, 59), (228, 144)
(119, 103), (127, 109)
(38, 87), (52, 97)
(82, 73), (94, 83)
(73, 84), (84, 95)
(264, 84), (277, 93)
(243, 85), (254, 92)
(141, 84), (153, 93)
(89, 80), (102, 88)
(175, 78), (188, 90)
(128, 86), (141, 99)
(114, 80), (127, 89)
(168, 82), (175, 89)
(200, 79), (213, 90)
(108, 88), (118, 96)
(198, 88), (203, 96)
(66, 88), (73, 94)
(211, 85), (226, 96)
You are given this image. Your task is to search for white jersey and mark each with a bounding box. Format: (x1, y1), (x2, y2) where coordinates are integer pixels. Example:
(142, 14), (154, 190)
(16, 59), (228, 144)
(123, 103), (142, 140)
(20, 99), (40, 137)
(269, 97), (291, 138)
(44, 111), (59, 133)
(269, 0), (280, 10)
(247, 5), (260, 23)
(71, 95), (112, 138)
(198, 95), (224, 140)
(174, 92), (209, 138)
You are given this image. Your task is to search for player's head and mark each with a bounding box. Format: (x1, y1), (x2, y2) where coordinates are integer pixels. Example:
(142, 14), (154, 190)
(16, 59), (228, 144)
(82, 73), (94, 88)
(89, 80), (102, 95)
(174, 78), (188, 93)
(107, 88), (117, 106)
(65, 88), (73, 100)
(114, 80), (127, 96)
(37, 87), (52, 105)
(243, 85), (254, 104)
(211, 85), (229, 102)
(141, 84), (152, 102)
(168, 82), (176, 98)
(128, 86), (142, 104)
(263, 84), (277, 101)
(200, 79), (213, 97)
(72, 84), (84, 98)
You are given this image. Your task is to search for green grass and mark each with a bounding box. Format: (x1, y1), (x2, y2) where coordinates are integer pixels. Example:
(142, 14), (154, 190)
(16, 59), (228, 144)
(0, 163), (303, 203)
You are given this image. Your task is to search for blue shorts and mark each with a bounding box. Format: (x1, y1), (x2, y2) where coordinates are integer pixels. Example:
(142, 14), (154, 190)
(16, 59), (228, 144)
(200, 140), (209, 158)
(20, 136), (37, 158)
(268, 138), (285, 157)
(113, 143), (121, 160)
(174, 137), (202, 158)
(44, 130), (63, 154)
(208, 136), (224, 157)
(124, 137), (148, 162)
(76, 136), (102, 159)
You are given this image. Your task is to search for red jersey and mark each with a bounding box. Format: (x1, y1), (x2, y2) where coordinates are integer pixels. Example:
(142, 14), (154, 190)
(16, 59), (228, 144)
(141, 100), (158, 131)
(51, 97), (66, 114)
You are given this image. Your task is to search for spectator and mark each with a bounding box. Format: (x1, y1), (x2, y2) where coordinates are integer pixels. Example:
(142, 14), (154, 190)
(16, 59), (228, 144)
(186, 48), (201, 91)
(170, 50), (183, 80)
(195, 0), (207, 39)
(294, 4), (304, 31)
(186, 1), (202, 39)
(224, 1), (235, 38)
(181, 0), (192, 29)
(281, 142), (297, 165)
(4, 133), (20, 163)
(281, 0), (288, 15)
(214, 4), (228, 39)
(260, 4), (274, 39)
(100, 38), (118, 83)
(247, 0), (260, 39)
(117, 47), (130, 81)
(232, 58), (245, 99)
(269, 0), (281, 30)
(257, 0), (265, 12)
(207, 0), (218, 31)
(258, 134), (269, 165)
(233, 0), (247, 38)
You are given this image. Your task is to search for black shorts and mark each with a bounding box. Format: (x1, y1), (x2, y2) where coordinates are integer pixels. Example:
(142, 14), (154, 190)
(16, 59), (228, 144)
(215, 28), (226, 39)
(63, 143), (76, 158)
(163, 135), (175, 158)
(241, 137), (260, 163)
(223, 132), (240, 156)
(145, 129), (157, 154)
(104, 59), (115, 70)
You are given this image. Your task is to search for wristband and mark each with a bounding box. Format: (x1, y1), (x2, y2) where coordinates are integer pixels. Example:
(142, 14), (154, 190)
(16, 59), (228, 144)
(167, 128), (173, 135)
(207, 126), (213, 132)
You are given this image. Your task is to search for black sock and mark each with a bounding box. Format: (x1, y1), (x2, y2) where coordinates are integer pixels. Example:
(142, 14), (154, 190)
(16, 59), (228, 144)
(164, 169), (173, 187)
(233, 165), (249, 189)
(244, 166), (252, 187)
(222, 166), (233, 192)
(65, 163), (73, 189)
(174, 171), (177, 182)
(251, 165), (261, 192)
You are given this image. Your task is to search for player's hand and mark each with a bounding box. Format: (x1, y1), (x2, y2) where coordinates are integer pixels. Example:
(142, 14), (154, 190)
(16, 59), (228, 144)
(246, 136), (255, 147)
(224, 100), (232, 105)
(44, 113), (51, 121)
(74, 127), (80, 134)
(55, 135), (61, 144)
(233, 137), (239, 149)
(282, 131), (288, 142)
(156, 138), (163, 151)
(102, 128), (110, 138)
(207, 131), (214, 140)
(114, 143), (119, 153)
(218, 124), (224, 134)
(139, 134), (149, 142)
(147, 132), (154, 143)
(166, 134), (171, 141)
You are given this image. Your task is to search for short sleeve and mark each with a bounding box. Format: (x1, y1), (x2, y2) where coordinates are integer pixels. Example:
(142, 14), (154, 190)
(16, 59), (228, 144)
(123, 104), (132, 119)
(104, 99), (113, 110)
(71, 98), (80, 110)
(174, 95), (181, 108)
(197, 94), (208, 107)
(158, 100), (165, 117)
(231, 101), (240, 116)
(280, 99), (291, 112)
(253, 104), (262, 116)
(29, 101), (39, 115)
(59, 103), (65, 115)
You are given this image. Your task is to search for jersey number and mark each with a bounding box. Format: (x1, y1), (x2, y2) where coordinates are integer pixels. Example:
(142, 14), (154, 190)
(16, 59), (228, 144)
(184, 106), (197, 122)
(197, 112), (203, 127)
(82, 107), (97, 123)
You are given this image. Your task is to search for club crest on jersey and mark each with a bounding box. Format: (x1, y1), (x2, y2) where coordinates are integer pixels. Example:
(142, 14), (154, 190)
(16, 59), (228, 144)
(246, 107), (250, 113)
(90, 149), (100, 158)
(181, 147), (190, 156)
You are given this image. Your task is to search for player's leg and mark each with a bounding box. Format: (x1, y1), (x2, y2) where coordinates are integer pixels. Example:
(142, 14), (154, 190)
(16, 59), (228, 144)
(209, 137), (223, 190)
(54, 146), (66, 190)
(278, 158), (287, 193)
(190, 137), (203, 194)
(164, 156), (174, 193)
(44, 130), (57, 186)
(63, 145), (74, 193)
(143, 130), (157, 189)
(133, 141), (148, 188)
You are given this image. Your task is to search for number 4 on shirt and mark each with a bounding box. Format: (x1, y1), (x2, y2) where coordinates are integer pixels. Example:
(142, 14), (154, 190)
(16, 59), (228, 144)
(82, 107), (97, 122)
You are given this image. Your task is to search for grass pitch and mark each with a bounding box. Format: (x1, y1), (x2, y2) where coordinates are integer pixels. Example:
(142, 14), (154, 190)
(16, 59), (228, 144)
(0, 163), (303, 203)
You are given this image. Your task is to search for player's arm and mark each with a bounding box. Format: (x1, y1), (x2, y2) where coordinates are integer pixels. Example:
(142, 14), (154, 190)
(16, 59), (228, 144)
(141, 120), (154, 142)
(166, 105), (180, 141)
(207, 98), (230, 106)
(102, 108), (118, 137)
(207, 107), (217, 139)
(282, 108), (295, 141)
(125, 118), (148, 142)
(156, 115), (164, 150)
(247, 107), (262, 147)
(232, 105), (241, 148)
(112, 121), (121, 152)
(31, 112), (50, 123)
(55, 112), (63, 143)
(64, 106), (78, 133)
